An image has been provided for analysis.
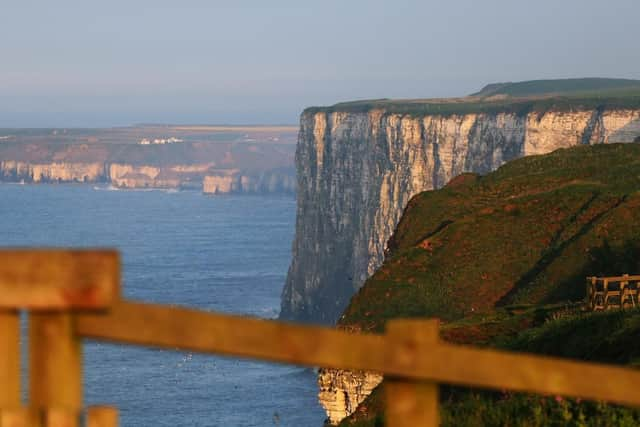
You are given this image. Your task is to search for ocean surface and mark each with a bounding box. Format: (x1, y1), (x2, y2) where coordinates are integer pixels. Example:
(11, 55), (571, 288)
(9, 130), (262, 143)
(0, 184), (325, 426)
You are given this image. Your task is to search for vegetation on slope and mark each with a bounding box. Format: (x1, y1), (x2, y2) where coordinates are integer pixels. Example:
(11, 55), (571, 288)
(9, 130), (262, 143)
(305, 78), (640, 116)
(339, 309), (640, 427)
(334, 143), (640, 426)
(340, 143), (640, 332)
(470, 78), (640, 98)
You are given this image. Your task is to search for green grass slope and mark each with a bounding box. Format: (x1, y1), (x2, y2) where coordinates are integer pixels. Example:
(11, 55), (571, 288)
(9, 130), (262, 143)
(340, 309), (640, 427)
(341, 143), (640, 332)
(470, 78), (640, 97)
(335, 142), (640, 426)
(306, 78), (640, 116)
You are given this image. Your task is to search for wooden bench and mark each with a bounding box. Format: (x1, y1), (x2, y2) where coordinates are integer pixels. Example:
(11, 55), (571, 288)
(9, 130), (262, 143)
(587, 274), (640, 310)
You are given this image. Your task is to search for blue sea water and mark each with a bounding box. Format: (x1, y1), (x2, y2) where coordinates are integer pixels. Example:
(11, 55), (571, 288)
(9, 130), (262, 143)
(0, 184), (325, 427)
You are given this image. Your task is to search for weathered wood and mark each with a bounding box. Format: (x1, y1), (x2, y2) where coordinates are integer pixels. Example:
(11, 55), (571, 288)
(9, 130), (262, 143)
(86, 406), (118, 427)
(386, 320), (439, 427)
(0, 310), (20, 409)
(624, 287), (638, 307)
(75, 300), (640, 407)
(592, 275), (640, 282)
(0, 250), (119, 310)
(0, 408), (39, 427)
(586, 275), (640, 311)
(6, 250), (640, 426)
(29, 313), (82, 415)
(75, 301), (386, 372)
(587, 276), (599, 310)
(387, 341), (640, 408)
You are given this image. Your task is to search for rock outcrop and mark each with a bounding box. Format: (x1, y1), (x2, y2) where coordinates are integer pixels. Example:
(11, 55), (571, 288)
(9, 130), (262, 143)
(108, 163), (216, 189)
(0, 160), (107, 183)
(203, 168), (296, 195)
(318, 368), (383, 425)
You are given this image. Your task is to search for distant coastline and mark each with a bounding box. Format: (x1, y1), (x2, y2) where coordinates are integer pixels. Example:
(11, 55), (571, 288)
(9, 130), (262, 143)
(0, 125), (297, 195)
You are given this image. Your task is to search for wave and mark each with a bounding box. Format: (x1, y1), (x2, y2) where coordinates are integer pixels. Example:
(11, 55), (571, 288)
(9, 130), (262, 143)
(92, 185), (182, 194)
(93, 185), (120, 191)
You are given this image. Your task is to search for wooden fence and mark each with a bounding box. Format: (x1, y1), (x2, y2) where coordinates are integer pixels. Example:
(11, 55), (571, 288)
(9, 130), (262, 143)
(587, 274), (640, 310)
(1, 250), (640, 426)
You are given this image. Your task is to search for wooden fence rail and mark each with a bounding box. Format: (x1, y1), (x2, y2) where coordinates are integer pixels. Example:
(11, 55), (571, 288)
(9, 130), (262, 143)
(0, 406), (118, 427)
(1, 250), (640, 427)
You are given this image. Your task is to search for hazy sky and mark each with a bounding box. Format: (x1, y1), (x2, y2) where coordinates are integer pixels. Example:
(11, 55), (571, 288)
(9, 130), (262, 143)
(1, 0), (639, 127)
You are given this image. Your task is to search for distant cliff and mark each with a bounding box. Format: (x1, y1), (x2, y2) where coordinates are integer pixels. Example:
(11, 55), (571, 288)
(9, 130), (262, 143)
(0, 159), (296, 194)
(0, 129), (295, 194)
(0, 160), (107, 183)
(203, 168), (295, 195)
(281, 100), (640, 324)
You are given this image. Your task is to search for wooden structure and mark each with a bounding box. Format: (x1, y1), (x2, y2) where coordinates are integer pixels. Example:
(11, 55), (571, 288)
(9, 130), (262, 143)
(587, 274), (640, 310)
(2, 251), (640, 426)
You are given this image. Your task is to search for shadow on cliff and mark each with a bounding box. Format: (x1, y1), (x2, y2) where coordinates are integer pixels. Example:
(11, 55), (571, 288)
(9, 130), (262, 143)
(496, 194), (628, 306)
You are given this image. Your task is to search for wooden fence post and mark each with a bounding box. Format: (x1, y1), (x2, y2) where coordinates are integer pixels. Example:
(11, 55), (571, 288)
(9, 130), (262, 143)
(29, 313), (81, 427)
(44, 408), (77, 427)
(86, 406), (118, 427)
(385, 319), (439, 427)
(0, 309), (20, 410)
(0, 407), (39, 427)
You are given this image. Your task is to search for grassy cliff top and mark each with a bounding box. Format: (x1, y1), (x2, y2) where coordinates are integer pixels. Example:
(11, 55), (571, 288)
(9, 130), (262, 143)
(471, 77), (640, 97)
(305, 78), (640, 116)
(339, 143), (640, 332)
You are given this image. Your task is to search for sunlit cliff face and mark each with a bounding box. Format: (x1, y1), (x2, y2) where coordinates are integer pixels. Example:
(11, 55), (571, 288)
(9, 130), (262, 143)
(280, 107), (640, 423)
(282, 108), (640, 326)
(0, 161), (107, 183)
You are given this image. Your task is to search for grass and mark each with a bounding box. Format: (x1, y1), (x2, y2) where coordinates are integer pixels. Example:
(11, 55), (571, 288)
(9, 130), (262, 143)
(305, 78), (640, 117)
(340, 143), (640, 333)
(470, 78), (640, 97)
(335, 143), (640, 425)
(440, 392), (640, 427)
(339, 309), (640, 427)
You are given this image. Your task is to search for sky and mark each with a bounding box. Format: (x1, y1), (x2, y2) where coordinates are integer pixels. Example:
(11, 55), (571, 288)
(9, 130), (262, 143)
(1, 0), (639, 127)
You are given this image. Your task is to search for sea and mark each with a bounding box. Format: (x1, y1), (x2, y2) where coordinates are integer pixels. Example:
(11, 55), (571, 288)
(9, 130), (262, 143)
(0, 184), (325, 427)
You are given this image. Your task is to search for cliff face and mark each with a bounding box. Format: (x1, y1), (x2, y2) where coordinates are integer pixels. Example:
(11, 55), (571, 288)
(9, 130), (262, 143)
(0, 161), (107, 182)
(281, 108), (640, 325)
(0, 128), (296, 193)
(203, 168), (295, 195)
(0, 159), (296, 193)
(109, 163), (162, 187)
(318, 368), (383, 425)
(108, 163), (214, 189)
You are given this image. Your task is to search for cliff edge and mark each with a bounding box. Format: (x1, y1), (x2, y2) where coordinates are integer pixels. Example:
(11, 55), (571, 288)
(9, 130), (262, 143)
(281, 80), (640, 324)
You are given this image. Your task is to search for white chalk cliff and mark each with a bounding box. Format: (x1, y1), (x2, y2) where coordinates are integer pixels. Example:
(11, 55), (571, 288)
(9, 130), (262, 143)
(282, 107), (640, 325)
(278, 106), (640, 424)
